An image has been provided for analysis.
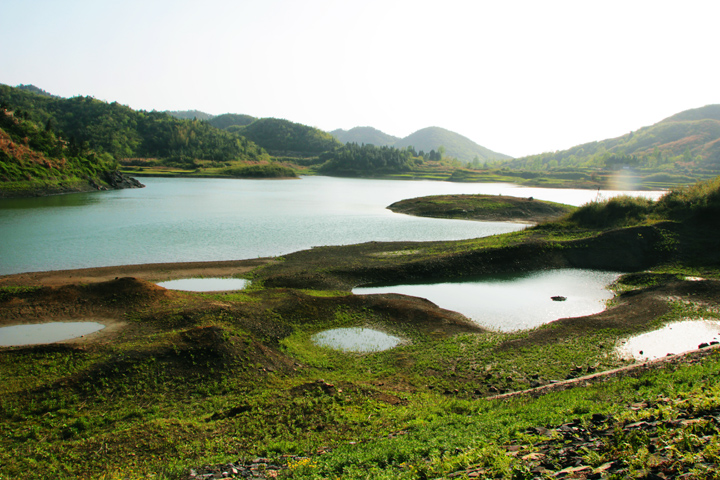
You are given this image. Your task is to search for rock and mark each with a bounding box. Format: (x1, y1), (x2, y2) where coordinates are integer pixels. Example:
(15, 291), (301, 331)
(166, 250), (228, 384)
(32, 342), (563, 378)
(551, 295), (567, 301)
(103, 170), (145, 190)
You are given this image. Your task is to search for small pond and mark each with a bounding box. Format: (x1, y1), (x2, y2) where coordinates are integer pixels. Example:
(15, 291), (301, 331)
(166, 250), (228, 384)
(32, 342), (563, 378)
(617, 319), (720, 361)
(312, 327), (402, 352)
(0, 322), (106, 346)
(353, 269), (621, 332)
(156, 278), (250, 292)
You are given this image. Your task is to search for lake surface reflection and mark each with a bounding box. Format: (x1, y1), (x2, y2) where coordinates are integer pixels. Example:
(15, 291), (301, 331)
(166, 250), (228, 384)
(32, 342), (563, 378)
(156, 278), (250, 292)
(0, 176), (663, 275)
(353, 269), (621, 331)
(312, 327), (402, 352)
(0, 322), (105, 346)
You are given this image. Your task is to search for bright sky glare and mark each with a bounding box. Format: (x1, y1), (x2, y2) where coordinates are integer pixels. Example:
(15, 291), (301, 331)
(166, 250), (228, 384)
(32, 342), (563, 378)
(2, 0), (718, 157)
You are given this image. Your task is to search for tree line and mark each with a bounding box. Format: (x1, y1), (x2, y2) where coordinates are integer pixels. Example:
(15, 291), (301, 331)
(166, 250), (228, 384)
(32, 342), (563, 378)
(0, 85), (269, 165)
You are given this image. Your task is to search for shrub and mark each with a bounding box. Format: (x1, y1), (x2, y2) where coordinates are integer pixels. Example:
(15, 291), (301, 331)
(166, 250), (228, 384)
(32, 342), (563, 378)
(567, 195), (655, 228)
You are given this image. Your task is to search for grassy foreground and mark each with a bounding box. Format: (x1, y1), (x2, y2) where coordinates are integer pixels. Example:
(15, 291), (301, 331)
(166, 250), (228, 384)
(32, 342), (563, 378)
(2, 178), (720, 479)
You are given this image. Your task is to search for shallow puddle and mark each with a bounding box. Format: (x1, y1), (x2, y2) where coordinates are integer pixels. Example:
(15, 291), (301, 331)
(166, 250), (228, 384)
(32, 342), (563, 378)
(312, 327), (402, 352)
(353, 269), (620, 332)
(617, 319), (720, 361)
(156, 277), (250, 292)
(0, 322), (106, 346)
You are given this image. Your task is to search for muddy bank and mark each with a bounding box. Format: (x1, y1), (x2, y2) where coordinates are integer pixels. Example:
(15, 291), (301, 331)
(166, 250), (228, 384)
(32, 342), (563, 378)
(254, 223), (674, 291)
(0, 258), (274, 288)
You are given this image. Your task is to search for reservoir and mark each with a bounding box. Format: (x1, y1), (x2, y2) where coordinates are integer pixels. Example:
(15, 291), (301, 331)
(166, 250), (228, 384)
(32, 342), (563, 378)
(0, 176), (662, 275)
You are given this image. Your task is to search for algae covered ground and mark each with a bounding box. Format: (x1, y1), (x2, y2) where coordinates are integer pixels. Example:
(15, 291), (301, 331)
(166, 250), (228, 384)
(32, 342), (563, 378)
(2, 179), (720, 479)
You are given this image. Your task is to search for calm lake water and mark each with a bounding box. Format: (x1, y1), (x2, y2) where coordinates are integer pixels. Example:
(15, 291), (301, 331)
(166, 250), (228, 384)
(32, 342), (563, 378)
(617, 320), (720, 361)
(312, 327), (402, 352)
(156, 277), (250, 292)
(0, 176), (663, 275)
(0, 322), (105, 346)
(354, 269), (621, 331)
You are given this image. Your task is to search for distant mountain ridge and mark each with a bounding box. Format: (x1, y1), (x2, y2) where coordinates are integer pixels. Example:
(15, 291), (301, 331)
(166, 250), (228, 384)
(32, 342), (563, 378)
(394, 127), (511, 163)
(208, 113), (256, 130)
(166, 111), (511, 162)
(330, 125), (511, 163)
(330, 127), (400, 147)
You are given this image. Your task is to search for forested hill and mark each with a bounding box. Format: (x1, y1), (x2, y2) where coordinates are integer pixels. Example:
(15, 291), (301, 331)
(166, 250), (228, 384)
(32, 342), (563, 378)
(330, 127), (400, 147)
(166, 110), (214, 121)
(394, 127), (512, 163)
(16, 84), (58, 98)
(0, 84), (268, 164)
(170, 112), (341, 157)
(209, 113), (256, 130)
(503, 104), (720, 175)
(0, 103), (143, 197)
(234, 118), (342, 156)
(330, 125), (511, 163)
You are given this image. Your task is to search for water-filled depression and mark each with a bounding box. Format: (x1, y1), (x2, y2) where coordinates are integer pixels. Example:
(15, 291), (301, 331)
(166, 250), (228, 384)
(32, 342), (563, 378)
(353, 269), (621, 331)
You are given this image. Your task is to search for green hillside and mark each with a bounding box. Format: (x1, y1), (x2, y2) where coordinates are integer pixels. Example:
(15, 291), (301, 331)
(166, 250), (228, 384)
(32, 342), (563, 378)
(0, 105), (142, 197)
(330, 126), (400, 146)
(393, 126), (512, 163)
(16, 84), (58, 98)
(237, 118), (342, 156)
(0, 84), (268, 164)
(505, 104), (720, 176)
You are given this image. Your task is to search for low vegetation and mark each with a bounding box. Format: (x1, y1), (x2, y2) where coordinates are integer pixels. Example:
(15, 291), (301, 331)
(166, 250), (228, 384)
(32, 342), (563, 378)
(2, 177), (720, 478)
(388, 194), (575, 223)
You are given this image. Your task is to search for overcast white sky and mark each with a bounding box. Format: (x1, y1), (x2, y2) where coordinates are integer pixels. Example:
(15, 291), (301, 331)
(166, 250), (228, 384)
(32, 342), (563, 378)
(2, 0), (718, 157)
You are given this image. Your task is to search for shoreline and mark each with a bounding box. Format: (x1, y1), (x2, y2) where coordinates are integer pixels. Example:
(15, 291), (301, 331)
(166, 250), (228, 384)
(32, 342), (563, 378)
(0, 258), (275, 288)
